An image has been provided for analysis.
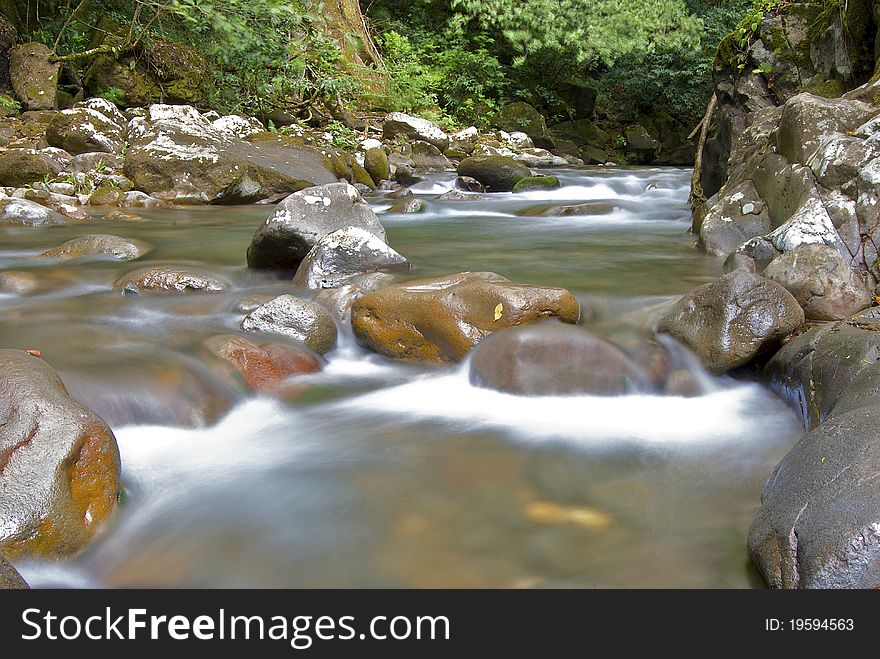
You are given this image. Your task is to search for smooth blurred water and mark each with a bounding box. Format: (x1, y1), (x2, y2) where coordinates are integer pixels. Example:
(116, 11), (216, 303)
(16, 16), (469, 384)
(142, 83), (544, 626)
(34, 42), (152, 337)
(0, 167), (803, 588)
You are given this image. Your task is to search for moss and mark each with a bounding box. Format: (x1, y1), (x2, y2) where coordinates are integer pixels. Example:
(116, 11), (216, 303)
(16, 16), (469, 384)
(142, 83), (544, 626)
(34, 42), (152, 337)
(803, 73), (846, 97)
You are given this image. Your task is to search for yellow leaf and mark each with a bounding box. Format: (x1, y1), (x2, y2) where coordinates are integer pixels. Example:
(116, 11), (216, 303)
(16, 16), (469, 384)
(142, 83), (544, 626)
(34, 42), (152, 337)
(493, 303), (503, 321)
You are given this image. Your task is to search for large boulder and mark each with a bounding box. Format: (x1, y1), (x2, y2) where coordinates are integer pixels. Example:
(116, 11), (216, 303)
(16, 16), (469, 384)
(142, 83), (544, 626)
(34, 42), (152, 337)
(0, 350), (120, 558)
(0, 557), (28, 589)
(657, 270), (805, 374)
(363, 147), (389, 184)
(114, 265), (229, 294)
(9, 43), (59, 110)
(697, 181), (771, 256)
(0, 148), (67, 187)
(382, 113), (449, 151)
(42, 234), (151, 261)
(469, 323), (651, 396)
(776, 93), (876, 165)
(124, 104), (336, 203)
(748, 404), (880, 589)
(46, 107), (126, 155)
(457, 155), (532, 192)
(492, 102), (553, 150)
(350, 271), (580, 362)
(292, 227), (410, 290)
(0, 197), (70, 226)
(762, 243), (871, 320)
(410, 140), (452, 170)
(764, 311), (880, 429)
(247, 182), (386, 271)
(241, 295), (338, 354)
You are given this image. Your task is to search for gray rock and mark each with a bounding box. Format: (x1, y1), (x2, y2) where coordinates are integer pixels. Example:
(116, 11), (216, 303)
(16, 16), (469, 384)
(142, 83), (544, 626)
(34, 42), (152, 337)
(0, 350), (120, 558)
(46, 108), (126, 155)
(698, 181), (771, 257)
(657, 270), (805, 374)
(457, 155), (531, 192)
(74, 98), (128, 127)
(247, 182), (386, 271)
(748, 404), (880, 588)
(124, 104), (336, 203)
(383, 112), (449, 151)
(469, 323), (652, 396)
(0, 557), (28, 589)
(762, 243), (871, 320)
(292, 227), (410, 290)
(410, 140), (453, 170)
(42, 234), (151, 261)
(68, 152), (123, 174)
(454, 176), (486, 192)
(115, 265), (228, 294)
(764, 313), (880, 429)
(241, 294), (337, 354)
(776, 93), (877, 165)
(0, 197), (70, 226)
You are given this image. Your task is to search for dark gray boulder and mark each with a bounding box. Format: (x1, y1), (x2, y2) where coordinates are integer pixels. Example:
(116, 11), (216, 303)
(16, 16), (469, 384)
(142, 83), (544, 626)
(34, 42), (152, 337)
(241, 294), (337, 354)
(247, 182), (386, 271)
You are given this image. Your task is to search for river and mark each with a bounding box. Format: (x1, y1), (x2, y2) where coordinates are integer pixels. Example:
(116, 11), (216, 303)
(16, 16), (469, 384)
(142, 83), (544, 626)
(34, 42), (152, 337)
(2, 167), (803, 588)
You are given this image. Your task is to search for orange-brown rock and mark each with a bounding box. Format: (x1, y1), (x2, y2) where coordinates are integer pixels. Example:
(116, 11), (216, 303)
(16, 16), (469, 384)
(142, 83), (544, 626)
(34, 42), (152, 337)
(205, 335), (323, 394)
(350, 271), (581, 362)
(0, 350), (120, 559)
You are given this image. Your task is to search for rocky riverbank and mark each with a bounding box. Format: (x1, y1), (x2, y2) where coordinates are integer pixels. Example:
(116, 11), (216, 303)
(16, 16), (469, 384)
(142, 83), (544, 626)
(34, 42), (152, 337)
(685, 1), (880, 588)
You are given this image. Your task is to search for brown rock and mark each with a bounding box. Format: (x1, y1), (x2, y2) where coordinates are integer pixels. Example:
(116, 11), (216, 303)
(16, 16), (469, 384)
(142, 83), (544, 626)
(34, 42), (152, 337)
(351, 271), (580, 362)
(0, 350), (120, 558)
(206, 334), (323, 394)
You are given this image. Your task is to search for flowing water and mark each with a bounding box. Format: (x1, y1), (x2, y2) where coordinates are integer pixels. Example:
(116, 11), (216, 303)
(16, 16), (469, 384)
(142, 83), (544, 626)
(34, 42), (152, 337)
(2, 167), (803, 588)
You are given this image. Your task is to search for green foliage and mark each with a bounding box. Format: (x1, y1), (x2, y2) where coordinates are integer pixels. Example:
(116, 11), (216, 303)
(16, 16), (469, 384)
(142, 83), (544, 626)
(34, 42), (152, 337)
(324, 120), (359, 149)
(99, 87), (127, 106)
(0, 95), (21, 111)
(731, 0), (786, 70)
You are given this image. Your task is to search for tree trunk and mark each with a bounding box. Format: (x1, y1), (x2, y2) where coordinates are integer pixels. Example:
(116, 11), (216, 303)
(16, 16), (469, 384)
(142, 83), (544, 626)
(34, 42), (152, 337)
(319, 0), (383, 68)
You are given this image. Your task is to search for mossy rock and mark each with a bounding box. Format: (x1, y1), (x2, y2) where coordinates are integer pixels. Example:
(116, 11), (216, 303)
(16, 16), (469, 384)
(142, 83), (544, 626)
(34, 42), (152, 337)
(364, 147), (389, 185)
(512, 176), (561, 193)
(351, 161), (376, 190)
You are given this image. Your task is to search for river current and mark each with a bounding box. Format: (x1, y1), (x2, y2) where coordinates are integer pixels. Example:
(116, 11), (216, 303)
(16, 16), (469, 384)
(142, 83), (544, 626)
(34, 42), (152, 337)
(2, 167), (803, 588)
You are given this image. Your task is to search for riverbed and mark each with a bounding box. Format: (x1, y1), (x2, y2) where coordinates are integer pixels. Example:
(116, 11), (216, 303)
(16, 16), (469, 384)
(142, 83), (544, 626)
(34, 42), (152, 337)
(2, 167), (804, 588)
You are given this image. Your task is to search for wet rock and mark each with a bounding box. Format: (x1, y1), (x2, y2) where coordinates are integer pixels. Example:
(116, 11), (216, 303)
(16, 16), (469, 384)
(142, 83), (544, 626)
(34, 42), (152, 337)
(762, 243), (871, 320)
(0, 148), (66, 187)
(624, 125), (660, 160)
(292, 227), (409, 290)
(748, 404), (880, 589)
(313, 273), (396, 322)
(385, 185), (413, 199)
(511, 149), (568, 168)
(383, 112), (449, 151)
(114, 265), (229, 294)
(657, 270), (804, 374)
(438, 190), (485, 201)
(522, 202), (615, 218)
(351, 271), (580, 362)
(393, 163), (422, 187)
(0, 557), (29, 589)
(205, 334), (323, 394)
(247, 182), (386, 271)
(75, 98), (128, 127)
(469, 323), (651, 396)
(9, 43), (59, 110)
(241, 294), (337, 354)
(0, 269), (76, 295)
(388, 198), (426, 213)
(0, 350), (120, 558)
(46, 107), (126, 155)
(512, 176), (561, 193)
(764, 313), (880, 429)
(457, 155), (531, 192)
(124, 104), (336, 203)
(698, 181), (771, 257)
(42, 234), (151, 262)
(0, 197), (69, 226)
(121, 191), (170, 208)
(232, 294), (277, 314)
(454, 176), (486, 192)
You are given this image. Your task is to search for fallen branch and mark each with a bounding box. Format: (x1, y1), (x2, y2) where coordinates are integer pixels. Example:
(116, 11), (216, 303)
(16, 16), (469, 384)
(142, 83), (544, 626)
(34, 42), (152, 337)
(689, 93), (717, 212)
